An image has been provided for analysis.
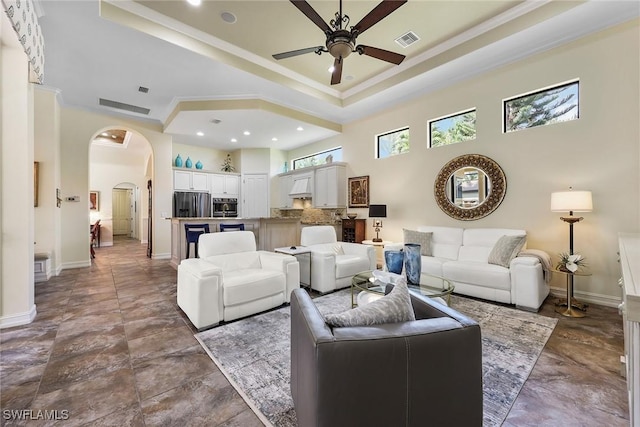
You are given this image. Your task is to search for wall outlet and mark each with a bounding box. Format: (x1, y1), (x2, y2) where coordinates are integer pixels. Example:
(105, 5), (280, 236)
(65, 196), (80, 202)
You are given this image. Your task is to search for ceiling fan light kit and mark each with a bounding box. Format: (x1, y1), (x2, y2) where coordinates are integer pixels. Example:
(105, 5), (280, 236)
(273, 0), (407, 85)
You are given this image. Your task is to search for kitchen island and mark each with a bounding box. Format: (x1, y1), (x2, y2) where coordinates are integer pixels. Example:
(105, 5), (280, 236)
(170, 217), (301, 268)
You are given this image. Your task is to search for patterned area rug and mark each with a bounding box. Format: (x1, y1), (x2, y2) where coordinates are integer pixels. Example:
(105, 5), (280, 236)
(195, 290), (557, 426)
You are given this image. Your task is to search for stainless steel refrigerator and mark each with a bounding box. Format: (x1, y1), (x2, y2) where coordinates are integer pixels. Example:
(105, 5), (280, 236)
(173, 191), (211, 218)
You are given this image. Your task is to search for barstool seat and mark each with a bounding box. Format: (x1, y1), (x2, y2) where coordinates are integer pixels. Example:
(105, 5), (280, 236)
(219, 223), (245, 232)
(184, 224), (210, 258)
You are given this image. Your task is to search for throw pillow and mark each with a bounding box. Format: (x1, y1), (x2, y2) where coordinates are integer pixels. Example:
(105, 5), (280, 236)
(324, 277), (416, 327)
(488, 234), (526, 268)
(403, 229), (433, 256)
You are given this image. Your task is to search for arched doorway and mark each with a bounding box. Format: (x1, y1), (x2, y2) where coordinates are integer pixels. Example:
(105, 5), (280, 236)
(89, 128), (153, 251)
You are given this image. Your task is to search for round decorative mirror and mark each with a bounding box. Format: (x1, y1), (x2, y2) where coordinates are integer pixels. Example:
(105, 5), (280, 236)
(434, 154), (506, 220)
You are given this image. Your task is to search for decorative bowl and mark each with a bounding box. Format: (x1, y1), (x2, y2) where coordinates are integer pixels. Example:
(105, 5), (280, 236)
(346, 213), (357, 219)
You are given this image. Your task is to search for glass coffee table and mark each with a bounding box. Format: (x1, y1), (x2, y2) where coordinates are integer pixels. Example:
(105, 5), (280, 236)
(351, 270), (454, 308)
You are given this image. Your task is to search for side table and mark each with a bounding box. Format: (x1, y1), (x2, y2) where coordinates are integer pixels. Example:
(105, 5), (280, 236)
(555, 267), (591, 318)
(361, 240), (393, 269)
(274, 246), (311, 288)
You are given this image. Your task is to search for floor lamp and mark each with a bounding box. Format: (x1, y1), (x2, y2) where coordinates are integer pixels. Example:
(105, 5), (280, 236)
(550, 188), (593, 317)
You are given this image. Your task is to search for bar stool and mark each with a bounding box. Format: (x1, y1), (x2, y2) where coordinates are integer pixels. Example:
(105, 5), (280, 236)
(219, 223), (245, 232)
(184, 224), (210, 258)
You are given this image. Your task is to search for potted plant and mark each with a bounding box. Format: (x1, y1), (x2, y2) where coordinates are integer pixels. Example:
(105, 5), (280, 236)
(221, 154), (235, 172)
(557, 252), (587, 273)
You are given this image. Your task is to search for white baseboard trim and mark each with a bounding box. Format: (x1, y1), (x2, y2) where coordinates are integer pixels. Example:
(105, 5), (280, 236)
(140, 239), (148, 244)
(55, 265), (63, 276)
(152, 253), (171, 260)
(99, 242), (113, 247)
(0, 305), (37, 329)
(550, 286), (622, 308)
(61, 260), (92, 270)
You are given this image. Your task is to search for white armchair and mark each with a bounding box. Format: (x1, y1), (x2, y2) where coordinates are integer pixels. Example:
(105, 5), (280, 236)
(300, 226), (376, 294)
(177, 231), (300, 330)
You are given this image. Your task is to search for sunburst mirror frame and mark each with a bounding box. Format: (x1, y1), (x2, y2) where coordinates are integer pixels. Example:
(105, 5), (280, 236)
(434, 154), (506, 221)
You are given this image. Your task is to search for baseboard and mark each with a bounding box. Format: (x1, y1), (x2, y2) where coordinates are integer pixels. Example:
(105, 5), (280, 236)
(61, 260), (92, 270)
(550, 286), (622, 308)
(140, 239), (148, 244)
(55, 265), (63, 276)
(152, 253), (171, 260)
(99, 242), (113, 247)
(0, 305), (36, 329)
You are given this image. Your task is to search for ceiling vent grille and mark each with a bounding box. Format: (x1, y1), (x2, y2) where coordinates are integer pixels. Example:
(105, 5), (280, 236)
(99, 98), (150, 115)
(395, 31), (420, 48)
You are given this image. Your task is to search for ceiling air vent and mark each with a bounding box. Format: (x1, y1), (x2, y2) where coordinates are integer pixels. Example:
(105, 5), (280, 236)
(99, 98), (150, 115)
(138, 86), (149, 93)
(395, 31), (420, 48)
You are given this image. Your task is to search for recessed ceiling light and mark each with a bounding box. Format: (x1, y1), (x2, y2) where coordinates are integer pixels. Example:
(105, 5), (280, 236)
(187, 0), (201, 6)
(111, 135), (117, 139)
(196, 131), (204, 136)
(243, 131), (251, 136)
(272, 137), (278, 142)
(297, 126), (304, 131)
(231, 138), (237, 143)
(220, 11), (237, 24)
(101, 132), (109, 137)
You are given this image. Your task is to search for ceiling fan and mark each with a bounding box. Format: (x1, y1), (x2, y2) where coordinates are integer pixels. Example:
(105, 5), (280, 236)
(272, 0), (407, 85)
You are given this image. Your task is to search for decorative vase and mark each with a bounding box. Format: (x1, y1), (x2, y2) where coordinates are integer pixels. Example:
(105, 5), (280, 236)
(185, 157), (193, 168)
(195, 160), (203, 170)
(404, 243), (421, 285)
(385, 250), (404, 275)
(283, 161), (289, 173)
(174, 154), (183, 167)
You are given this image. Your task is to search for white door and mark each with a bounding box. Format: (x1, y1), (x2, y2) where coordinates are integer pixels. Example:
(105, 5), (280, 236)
(243, 174), (269, 218)
(113, 188), (132, 236)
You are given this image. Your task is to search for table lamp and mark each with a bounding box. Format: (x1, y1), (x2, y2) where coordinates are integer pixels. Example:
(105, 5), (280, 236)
(368, 204), (387, 242)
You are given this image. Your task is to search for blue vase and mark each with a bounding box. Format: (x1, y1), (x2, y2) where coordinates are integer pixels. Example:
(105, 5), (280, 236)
(195, 160), (203, 169)
(185, 157), (193, 168)
(175, 154), (183, 167)
(385, 250), (404, 275)
(404, 243), (421, 285)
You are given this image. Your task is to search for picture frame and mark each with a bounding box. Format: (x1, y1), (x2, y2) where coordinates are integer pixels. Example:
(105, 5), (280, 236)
(34, 162), (39, 207)
(348, 175), (369, 208)
(89, 191), (99, 211)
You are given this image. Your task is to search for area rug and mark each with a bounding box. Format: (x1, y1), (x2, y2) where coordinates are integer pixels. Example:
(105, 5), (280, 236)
(195, 290), (557, 426)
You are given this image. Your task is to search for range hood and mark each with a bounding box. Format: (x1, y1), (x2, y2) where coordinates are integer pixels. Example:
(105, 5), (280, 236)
(289, 176), (312, 198)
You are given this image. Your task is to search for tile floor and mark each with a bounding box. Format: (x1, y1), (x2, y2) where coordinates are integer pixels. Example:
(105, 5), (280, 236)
(0, 237), (630, 426)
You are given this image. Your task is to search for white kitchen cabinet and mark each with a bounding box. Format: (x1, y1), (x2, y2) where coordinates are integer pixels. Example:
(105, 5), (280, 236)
(279, 174), (294, 209)
(174, 170), (209, 191)
(313, 164), (346, 208)
(211, 174), (240, 197)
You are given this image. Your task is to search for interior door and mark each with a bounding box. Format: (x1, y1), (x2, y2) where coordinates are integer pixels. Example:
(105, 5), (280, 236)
(113, 188), (132, 236)
(243, 174), (269, 218)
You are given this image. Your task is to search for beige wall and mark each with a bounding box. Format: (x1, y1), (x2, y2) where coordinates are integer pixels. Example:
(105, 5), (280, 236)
(34, 87), (62, 275)
(59, 108), (173, 266)
(287, 21), (640, 304)
(1, 12), (36, 326)
(172, 142), (233, 173)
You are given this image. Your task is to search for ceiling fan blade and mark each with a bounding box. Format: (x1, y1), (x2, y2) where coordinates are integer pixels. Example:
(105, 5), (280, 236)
(357, 45), (405, 65)
(273, 46), (324, 60)
(352, 0), (407, 35)
(290, 0), (332, 33)
(330, 57), (343, 85)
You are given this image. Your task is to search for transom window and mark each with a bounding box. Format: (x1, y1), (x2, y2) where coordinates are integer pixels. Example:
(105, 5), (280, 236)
(428, 109), (476, 148)
(292, 147), (342, 170)
(504, 80), (579, 133)
(376, 127), (409, 159)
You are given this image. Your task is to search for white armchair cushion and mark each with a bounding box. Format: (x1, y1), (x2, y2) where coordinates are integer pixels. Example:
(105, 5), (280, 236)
(335, 254), (371, 279)
(198, 231), (256, 257)
(203, 252), (262, 272)
(301, 226), (337, 246)
(223, 269), (285, 306)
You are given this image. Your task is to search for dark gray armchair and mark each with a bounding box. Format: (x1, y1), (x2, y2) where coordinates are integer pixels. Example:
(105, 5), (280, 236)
(290, 288), (483, 427)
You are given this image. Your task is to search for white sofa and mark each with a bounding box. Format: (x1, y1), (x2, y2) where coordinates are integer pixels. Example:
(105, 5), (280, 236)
(385, 226), (551, 311)
(300, 226), (376, 294)
(177, 231), (300, 330)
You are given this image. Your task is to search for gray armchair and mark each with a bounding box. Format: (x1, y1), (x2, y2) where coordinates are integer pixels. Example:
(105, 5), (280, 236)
(290, 288), (483, 427)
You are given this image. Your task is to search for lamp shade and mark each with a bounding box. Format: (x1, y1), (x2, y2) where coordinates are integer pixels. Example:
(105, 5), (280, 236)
(368, 204), (387, 218)
(550, 191), (593, 212)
